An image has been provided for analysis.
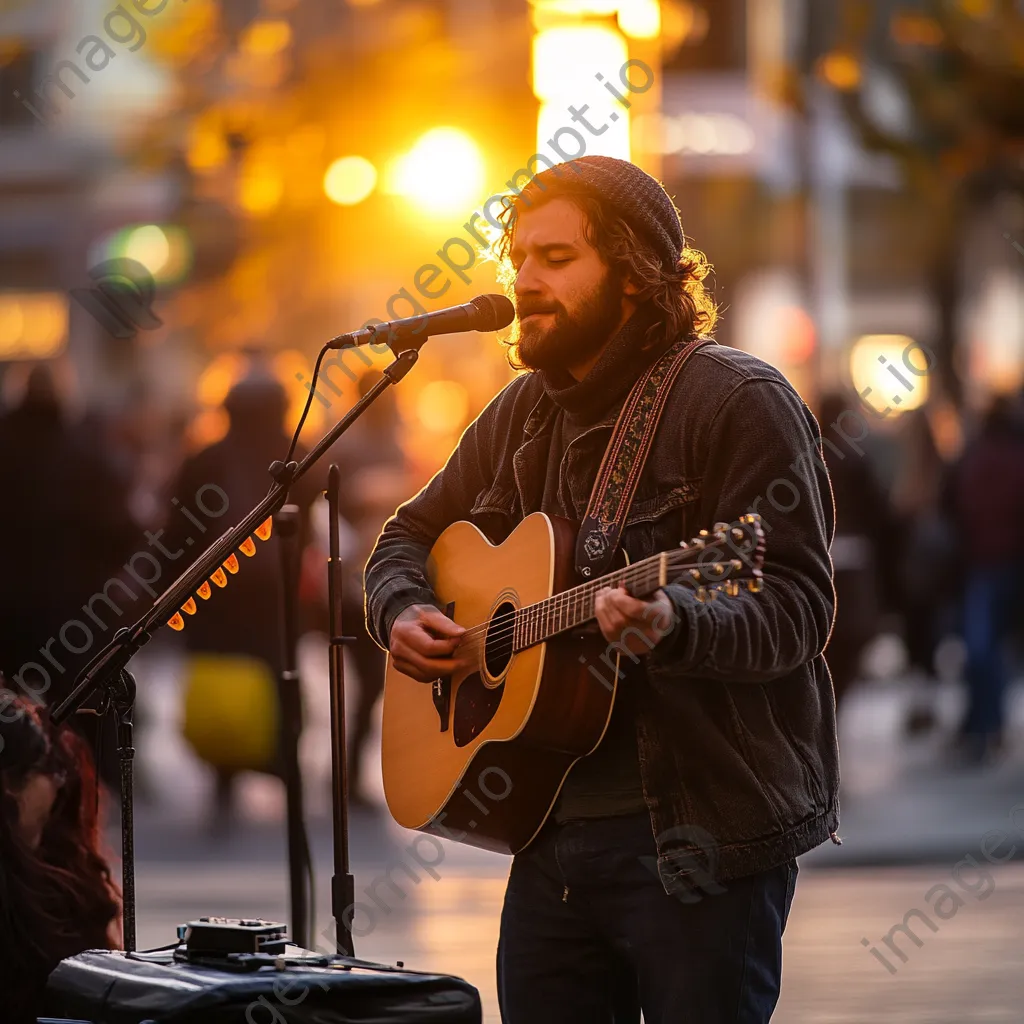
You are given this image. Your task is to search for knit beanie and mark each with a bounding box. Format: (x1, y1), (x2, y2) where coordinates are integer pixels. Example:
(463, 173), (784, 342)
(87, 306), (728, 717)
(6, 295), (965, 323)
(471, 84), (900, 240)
(525, 155), (685, 271)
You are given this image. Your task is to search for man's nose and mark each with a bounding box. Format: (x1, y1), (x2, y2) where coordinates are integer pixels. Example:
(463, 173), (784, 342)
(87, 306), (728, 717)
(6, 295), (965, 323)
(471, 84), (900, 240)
(514, 256), (544, 297)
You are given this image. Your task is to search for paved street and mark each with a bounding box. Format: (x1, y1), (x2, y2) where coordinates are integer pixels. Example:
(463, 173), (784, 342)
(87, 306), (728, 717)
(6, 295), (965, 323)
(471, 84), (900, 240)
(111, 638), (1024, 1021)
(130, 852), (1024, 1023)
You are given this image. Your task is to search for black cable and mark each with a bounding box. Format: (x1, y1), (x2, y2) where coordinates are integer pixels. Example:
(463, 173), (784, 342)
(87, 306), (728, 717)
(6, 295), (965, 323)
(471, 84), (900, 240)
(286, 345), (330, 466)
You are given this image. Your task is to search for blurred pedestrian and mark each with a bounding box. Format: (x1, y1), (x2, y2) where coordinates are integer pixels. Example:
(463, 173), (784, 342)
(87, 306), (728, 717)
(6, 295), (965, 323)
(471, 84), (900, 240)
(890, 408), (959, 734)
(0, 688), (121, 1024)
(950, 394), (1024, 764)
(0, 363), (140, 785)
(162, 366), (321, 831)
(817, 391), (900, 710)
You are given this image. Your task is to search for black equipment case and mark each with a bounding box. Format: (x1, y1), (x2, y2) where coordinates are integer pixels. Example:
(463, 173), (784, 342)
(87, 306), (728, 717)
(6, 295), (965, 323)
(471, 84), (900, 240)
(40, 947), (482, 1024)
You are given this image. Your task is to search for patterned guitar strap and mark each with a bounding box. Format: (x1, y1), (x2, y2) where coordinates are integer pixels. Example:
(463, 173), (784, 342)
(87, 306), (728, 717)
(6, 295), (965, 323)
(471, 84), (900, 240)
(575, 334), (711, 580)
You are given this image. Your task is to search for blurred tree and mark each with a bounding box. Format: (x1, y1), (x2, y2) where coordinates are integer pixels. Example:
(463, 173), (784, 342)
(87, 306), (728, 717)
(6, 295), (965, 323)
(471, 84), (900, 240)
(811, 0), (1024, 406)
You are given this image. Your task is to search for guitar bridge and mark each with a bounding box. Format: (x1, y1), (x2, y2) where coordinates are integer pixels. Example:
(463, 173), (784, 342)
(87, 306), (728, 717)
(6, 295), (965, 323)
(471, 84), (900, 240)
(431, 677), (450, 732)
(431, 601), (455, 732)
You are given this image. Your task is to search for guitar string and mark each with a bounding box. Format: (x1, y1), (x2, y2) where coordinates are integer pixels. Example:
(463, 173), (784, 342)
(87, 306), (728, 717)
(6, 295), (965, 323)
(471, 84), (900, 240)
(454, 563), (751, 658)
(453, 556), (754, 658)
(450, 556), (675, 649)
(451, 564), (664, 657)
(452, 545), (727, 646)
(450, 546), (753, 649)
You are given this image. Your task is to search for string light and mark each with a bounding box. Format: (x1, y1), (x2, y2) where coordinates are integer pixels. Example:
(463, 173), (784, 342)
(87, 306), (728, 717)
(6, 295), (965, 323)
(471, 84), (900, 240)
(164, 517), (274, 635)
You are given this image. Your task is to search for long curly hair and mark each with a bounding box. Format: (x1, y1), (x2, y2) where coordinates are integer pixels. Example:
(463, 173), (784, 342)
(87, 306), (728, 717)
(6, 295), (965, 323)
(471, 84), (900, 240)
(493, 174), (719, 367)
(0, 690), (120, 1013)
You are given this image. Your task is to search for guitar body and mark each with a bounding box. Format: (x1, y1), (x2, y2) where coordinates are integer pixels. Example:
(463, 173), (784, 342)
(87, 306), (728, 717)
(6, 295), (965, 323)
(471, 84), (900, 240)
(381, 512), (620, 855)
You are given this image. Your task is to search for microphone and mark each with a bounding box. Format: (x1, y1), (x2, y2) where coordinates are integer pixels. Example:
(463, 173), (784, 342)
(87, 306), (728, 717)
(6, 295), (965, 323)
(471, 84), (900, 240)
(327, 293), (515, 351)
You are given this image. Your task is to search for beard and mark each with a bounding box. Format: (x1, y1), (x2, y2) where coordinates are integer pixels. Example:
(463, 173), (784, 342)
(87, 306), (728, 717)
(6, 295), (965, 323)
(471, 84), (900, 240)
(512, 271), (624, 374)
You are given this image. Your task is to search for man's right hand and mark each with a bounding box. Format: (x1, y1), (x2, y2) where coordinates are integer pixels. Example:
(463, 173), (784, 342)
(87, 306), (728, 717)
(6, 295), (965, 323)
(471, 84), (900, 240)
(389, 603), (468, 683)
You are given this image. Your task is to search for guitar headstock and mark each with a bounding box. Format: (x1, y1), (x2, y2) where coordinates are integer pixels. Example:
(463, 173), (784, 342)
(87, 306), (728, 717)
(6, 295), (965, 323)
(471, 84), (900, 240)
(668, 513), (766, 603)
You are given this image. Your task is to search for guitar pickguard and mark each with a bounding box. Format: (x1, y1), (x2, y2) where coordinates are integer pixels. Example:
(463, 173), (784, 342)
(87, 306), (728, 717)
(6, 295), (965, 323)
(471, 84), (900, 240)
(452, 673), (504, 747)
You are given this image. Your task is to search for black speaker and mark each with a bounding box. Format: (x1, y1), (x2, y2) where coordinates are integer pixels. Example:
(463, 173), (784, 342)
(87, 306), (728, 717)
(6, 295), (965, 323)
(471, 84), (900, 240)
(40, 946), (481, 1023)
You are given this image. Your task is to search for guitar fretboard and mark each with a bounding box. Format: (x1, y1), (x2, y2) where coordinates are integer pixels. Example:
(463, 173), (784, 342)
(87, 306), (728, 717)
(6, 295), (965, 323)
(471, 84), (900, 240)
(511, 550), (690, 652)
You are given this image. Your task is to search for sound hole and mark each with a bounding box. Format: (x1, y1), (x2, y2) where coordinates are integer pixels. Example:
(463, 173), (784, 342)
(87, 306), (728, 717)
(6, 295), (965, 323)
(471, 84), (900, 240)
(485, 600), (516, 678)
(452, 601), (516, 748)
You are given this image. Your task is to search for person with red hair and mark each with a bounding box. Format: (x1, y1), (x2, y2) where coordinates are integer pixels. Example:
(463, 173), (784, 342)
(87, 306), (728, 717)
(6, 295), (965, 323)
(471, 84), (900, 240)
(0, 688), (121, 1023)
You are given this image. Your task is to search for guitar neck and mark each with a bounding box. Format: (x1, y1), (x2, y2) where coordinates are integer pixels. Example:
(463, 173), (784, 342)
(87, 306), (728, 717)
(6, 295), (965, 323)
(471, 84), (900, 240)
(511, 553), (670, 653)
(505, 515), (765, 653)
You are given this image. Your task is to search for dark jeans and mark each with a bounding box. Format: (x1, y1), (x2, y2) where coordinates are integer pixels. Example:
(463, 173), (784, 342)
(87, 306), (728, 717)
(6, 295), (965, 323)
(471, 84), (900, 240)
(497, 810), (798, 1024)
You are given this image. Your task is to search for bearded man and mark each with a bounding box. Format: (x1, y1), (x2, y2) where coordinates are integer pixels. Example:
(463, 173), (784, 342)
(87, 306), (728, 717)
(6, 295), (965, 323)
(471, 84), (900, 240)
(364, 156), (841, 1023)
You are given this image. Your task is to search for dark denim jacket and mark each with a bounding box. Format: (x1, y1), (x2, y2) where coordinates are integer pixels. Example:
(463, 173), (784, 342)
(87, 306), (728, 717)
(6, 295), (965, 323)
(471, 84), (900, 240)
(365, 340), (841, 892)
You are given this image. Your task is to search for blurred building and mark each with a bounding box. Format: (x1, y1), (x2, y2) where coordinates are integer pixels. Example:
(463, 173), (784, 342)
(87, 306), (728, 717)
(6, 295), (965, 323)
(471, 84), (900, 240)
(645, 0), (1023, 416)
(4, 0), (1019, 465)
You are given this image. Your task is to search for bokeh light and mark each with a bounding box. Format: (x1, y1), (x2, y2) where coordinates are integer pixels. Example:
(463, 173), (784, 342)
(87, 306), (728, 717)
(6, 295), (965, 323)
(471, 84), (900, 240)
(818, 51), (862, 91)
(240, 19), (293, 57)
(384, 128), (485, 216)
(323, 156), (378, 206)
(239, 142), (286, 214)
(532, 25), (628, 102)
(618, 0), (661, 38)
(90, 225), (193, 285)
(0, 293), (67, 360)
(849, 334), (929, 415)
(124, 226), (171, 276)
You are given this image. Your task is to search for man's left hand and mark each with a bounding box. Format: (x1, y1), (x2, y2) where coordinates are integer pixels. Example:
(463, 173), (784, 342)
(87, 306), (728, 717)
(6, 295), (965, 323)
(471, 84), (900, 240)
(594, 586), (675, 656)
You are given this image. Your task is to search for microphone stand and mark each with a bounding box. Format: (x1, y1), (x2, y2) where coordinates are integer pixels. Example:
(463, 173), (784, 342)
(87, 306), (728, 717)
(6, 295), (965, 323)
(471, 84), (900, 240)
(275, 503), (311, 949)
(326, 465), (357, 955)
(51, 341), (422, 950)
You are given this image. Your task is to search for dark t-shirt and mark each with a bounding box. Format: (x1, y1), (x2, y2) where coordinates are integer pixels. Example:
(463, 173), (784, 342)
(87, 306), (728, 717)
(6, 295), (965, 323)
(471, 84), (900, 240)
(539, 409), (647, 822)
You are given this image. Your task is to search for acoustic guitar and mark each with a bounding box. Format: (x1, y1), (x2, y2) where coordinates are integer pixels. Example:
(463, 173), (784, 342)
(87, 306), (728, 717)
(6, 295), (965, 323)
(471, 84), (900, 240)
(381, 511), (766, 854)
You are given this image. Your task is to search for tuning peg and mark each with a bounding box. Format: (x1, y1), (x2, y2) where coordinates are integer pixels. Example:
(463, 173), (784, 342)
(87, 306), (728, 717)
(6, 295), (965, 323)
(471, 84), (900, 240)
(746, 578), (764, 593)
(695, 586), (708, 603)
(725, 580), (740, 598)
(706, 586), (719, 601)
(731, 527), (746, 543)
(688, 569), (702, 583)
(698, 529), (710, 538)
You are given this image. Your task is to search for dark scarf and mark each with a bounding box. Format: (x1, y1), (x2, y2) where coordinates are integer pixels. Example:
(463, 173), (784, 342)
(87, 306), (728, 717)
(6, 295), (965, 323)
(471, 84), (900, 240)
(539, 305), (661, 425)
